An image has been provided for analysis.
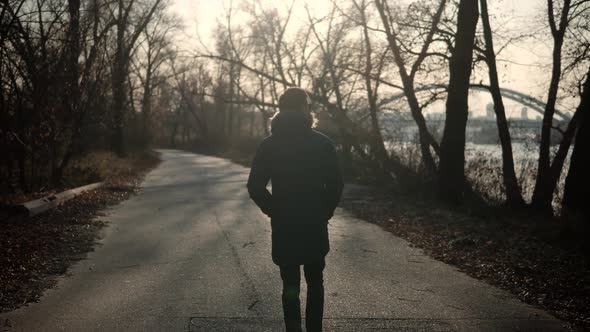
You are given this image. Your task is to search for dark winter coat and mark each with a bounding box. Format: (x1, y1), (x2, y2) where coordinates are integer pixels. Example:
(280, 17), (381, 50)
(247, 112), (344, 266)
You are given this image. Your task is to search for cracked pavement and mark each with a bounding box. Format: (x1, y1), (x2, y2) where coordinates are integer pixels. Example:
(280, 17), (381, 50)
(0, 150), (567, 331)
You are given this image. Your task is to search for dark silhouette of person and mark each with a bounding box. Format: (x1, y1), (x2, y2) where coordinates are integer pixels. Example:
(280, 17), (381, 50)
(247, 87), (344, 332)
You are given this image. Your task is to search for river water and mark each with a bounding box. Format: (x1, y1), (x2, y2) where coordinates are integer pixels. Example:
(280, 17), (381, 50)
(386, 141), (571, 210)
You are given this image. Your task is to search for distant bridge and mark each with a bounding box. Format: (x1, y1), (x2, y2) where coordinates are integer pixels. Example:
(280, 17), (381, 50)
(377, 84), (571, 121)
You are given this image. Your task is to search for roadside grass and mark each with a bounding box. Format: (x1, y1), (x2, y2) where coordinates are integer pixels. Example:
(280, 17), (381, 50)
(0, 150), (160, 313)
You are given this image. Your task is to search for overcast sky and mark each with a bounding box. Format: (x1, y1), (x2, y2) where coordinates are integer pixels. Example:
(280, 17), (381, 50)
(169, 0), (564, 118)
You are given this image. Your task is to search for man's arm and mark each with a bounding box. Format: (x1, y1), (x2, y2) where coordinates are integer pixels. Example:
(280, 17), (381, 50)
(325, 143), (344, 219)
(247, 143), (273, 217)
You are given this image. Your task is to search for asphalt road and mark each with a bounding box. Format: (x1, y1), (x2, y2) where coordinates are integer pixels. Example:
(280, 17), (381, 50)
(1, 150), (567, 331)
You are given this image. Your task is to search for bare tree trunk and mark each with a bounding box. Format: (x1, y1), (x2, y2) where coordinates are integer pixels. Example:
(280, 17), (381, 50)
(170, 116), (178, 147)
(480, 0), (524, 207)
(111, 0), (163, 156)
(228, 63), (235, 138)
(111, 0), (128, 156)
(259, 74), (269, 136)
(141, 58), (153, 145)
(262, 112), (270, 136)
(543, 110), (579, 207)
(438, 0), (479, 204)
(52, 0), (81, 184)
(218, 91), (226, 138)
(18, 144), (26, 191)
(339, 131), (354, 177)
(531, 0), (571, 212)
(563, 68), (590, 222)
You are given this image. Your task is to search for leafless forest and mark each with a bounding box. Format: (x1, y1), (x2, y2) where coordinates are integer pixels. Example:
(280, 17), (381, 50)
(0, 0), (588, 219)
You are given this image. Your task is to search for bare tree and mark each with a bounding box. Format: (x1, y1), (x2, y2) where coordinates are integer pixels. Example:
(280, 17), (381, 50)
(530, 0), (572, 211)
(1, 0), (71, 190)
(374, 0), (446, 177)
(0, 0), (169, 191)
(131, 5), (178, 145)
(562, 67), (589, 223)
(438, 0), (479, 204)
(110, 0), (164, 156)
(530, 0), (590, 212)
(55, 0), (126, 182)
(170, 60), (210, 140)
(561, 0), (590, 218)
(478, 0), (524, 206)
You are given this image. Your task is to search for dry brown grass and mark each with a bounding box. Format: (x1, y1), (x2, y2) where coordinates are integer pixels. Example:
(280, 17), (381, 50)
(341, 189), (589, 330)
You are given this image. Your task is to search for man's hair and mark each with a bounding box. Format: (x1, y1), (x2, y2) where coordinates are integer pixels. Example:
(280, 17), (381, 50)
(271, 88), (316, 131)
(278, 87), (312, 113)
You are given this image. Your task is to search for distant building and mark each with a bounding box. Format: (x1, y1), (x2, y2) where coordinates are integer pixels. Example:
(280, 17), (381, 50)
(520, 107), (528, 120)
(486, 103), (495, 119)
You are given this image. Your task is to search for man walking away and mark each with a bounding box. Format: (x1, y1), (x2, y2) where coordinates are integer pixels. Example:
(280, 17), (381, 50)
(247, 87), (344, 332)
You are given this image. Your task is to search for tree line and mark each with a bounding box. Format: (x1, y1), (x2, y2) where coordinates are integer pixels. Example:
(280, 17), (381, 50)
(199, 0), (588, 219)
(1, 0), (588, 222)
(1, 0), (175, 190)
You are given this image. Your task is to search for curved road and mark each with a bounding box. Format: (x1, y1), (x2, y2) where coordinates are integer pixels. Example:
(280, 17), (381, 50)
(1, 150), (566, 331)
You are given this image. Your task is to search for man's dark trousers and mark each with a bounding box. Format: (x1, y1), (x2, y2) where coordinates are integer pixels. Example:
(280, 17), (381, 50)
(279, 259), (325, 332)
